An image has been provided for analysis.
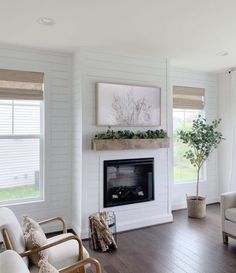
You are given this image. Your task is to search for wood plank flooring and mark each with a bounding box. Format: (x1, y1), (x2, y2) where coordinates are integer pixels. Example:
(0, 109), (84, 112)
(85, 204), (236, 273)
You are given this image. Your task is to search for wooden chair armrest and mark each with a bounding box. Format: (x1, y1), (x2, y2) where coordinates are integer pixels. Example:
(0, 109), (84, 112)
(38, 217), (67, 233)
(59, 258), (102, 273)
(20, 235), (84, 261)
(1, 228), (13, 250)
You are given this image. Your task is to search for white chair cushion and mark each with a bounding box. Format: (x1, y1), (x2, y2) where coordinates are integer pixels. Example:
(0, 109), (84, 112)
(224, 219), (236, 236)
(0, 250), (29, 273)
(0, 207), (28, 266)
(46, 233), (89, 270)
(225, 208), (236, 223)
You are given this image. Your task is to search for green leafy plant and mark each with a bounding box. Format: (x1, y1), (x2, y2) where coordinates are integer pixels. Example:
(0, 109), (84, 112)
(178, 116), (223, 199)
(93, 128), (168, 140)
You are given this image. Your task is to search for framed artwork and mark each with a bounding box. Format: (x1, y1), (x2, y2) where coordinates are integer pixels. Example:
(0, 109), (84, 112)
(96, 83), (161, 126)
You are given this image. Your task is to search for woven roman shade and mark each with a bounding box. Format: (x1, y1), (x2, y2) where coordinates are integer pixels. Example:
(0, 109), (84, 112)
(173, 86), (205, 110)
(0, 69), (44, 100)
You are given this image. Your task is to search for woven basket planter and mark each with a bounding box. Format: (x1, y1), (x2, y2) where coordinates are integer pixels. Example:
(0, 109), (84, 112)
(186, 196), (206, 218)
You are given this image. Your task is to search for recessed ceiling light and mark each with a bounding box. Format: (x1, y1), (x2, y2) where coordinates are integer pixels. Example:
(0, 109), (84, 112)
(216, 51), (229, 56)
(37, 17), (55, 26)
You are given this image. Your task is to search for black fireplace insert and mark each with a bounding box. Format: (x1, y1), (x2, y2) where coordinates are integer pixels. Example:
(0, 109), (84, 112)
(103, 158), (154, 207)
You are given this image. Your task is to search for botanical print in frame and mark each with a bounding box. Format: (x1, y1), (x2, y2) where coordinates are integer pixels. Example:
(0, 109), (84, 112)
(96, 83), (161, 126)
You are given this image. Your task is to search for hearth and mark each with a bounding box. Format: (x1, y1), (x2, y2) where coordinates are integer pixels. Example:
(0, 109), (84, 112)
(103, 158), (154, 207)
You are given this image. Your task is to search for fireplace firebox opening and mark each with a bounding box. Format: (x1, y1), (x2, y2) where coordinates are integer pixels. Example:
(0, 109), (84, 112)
(103, 158), (154, 207)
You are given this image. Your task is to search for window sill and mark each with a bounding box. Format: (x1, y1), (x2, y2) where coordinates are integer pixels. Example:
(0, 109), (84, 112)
(0, 196), (44, 207)
(174, 180), (206, 185)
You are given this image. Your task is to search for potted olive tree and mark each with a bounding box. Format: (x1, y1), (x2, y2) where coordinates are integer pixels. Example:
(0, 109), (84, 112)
(178, 116), (223, 218)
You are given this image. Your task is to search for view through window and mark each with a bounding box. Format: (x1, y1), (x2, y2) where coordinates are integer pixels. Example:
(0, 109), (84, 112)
(173, 109), (204, 182)
(0, 100), (42, 203)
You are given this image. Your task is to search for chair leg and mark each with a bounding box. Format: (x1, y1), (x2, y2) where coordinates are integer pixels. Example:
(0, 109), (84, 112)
(223, 232), (228, 245)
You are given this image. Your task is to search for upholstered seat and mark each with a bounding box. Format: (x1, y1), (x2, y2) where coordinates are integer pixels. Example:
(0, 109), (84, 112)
(28, 233), (90, 272)
(221, 192), (236, 243)
(0, 207), (29, 265)
(47, 233), (89, 269)
(0, 250), (29, 273)
(225, 208), (236, 223)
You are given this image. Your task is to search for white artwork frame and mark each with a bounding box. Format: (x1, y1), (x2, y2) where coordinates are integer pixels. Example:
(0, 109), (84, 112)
(96, 82), (161, 126)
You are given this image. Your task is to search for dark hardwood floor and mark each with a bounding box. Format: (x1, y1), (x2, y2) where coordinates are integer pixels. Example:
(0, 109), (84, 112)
(85, 204), (236, 273)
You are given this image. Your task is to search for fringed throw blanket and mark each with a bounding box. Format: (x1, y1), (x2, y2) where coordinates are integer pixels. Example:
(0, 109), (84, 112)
(89, 212), (118, 252)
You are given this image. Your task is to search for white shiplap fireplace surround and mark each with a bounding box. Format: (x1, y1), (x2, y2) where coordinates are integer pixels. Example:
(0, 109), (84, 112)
(72, 48), (173, 238)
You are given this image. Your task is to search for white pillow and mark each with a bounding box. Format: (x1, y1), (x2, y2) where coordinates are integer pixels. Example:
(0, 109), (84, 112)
(38, 259), (59, 273)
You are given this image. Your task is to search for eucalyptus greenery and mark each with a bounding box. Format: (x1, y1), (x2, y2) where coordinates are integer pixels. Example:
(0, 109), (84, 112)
(178, 116), (223, 198)
(93, 128), (168, 140)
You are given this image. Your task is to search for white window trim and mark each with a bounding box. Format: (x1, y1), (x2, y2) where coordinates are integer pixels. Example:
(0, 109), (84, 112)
(40, 100), (45, 203)
(0, 100), (44, 206)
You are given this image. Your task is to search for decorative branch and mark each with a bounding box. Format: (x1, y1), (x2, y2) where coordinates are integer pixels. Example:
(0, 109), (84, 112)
(111, 90), (152, 125)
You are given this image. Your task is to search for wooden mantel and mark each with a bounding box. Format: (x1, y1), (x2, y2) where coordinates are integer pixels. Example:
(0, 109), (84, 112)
(92, 138), (169, 151)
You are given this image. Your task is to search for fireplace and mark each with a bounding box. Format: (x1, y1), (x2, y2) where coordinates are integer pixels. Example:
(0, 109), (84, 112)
(103, 158), (154, 207)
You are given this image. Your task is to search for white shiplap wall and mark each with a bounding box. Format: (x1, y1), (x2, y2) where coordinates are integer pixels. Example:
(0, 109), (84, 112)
(72, 48), (173, 238)
(0, 44), (72, 231)
(171, 68), (219, 210)
(218, 72), (231, 194)
(72, 50), (83, 235)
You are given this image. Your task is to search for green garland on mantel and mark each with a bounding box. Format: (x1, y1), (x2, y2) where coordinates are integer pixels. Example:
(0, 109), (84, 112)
(93, 128), (168, 140)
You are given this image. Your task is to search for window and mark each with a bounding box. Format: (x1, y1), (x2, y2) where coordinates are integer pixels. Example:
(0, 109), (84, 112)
(173, 86), (205, 183)
(173, 109), (204, 182)
(0, 69), (44, 204)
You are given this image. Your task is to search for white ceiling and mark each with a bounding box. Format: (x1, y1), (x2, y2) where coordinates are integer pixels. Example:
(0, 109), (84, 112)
(1, 0), (236, 72)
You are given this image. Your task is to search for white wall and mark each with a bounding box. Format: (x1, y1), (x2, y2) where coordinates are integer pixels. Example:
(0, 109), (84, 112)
(218, 72), (231, 194)
(171, 68), (219, 210)
(72, 48), (173, 238)
(71, 51), (83, 235)
(0, 44), (73, 232)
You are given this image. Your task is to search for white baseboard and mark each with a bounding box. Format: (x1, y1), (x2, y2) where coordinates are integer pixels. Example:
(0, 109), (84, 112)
(117, 213), (173, 232)
(172, 196), (220, 211)
(81, 213), (173, 239)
